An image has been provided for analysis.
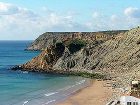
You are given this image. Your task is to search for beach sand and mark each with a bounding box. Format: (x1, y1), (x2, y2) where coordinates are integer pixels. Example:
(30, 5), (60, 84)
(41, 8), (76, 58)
(57, 80), (115, 105)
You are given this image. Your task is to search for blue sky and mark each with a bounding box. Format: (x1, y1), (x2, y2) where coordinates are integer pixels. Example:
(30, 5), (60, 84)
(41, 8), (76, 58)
(0, 0), (139, 40)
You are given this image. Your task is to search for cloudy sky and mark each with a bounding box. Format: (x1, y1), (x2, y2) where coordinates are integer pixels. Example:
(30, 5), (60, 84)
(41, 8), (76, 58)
(0, 0), (140, 40)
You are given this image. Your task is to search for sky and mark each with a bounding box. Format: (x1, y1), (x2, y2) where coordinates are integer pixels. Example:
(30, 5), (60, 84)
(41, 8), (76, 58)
(0, 0), (140, 40)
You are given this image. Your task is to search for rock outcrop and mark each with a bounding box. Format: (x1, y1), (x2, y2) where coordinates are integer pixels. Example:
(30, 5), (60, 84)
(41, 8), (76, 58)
(21, 43), (65, 72)
(26, 31), (127, 51)
(13, 27), (140, 85)
(17, 30), (127, 73)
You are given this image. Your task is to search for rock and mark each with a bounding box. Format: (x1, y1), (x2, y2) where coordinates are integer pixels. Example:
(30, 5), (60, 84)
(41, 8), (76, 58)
(12, 27), (140, 86)
(11, 65), (23, 70)
(26, 31), (127, 51)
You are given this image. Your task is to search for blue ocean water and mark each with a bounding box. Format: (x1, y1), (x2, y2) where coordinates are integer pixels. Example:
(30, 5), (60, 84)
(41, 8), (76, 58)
(0, 41), (90, 105)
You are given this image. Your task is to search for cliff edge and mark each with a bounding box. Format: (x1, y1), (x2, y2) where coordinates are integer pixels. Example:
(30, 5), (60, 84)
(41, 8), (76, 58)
(13, 27), (140, 86)
(26, 31), (127, 51)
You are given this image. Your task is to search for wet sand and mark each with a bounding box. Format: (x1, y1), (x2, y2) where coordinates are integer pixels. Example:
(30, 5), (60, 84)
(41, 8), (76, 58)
(57, 80), (114, 105)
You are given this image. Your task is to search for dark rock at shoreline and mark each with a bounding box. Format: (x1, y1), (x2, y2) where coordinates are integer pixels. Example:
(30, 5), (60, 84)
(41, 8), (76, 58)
(11, 65), (23, 70)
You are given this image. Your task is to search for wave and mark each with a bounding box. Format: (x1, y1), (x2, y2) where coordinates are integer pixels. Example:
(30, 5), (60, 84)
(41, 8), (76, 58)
(23, 101), (29, 105)
(44, 92), (58, 97)
(43, 100), (56, 105)
(76, 80), (86, 85)
(57, 79), (86, 92)
(22, 71), (29, 74)
(5, 79), (89, 105)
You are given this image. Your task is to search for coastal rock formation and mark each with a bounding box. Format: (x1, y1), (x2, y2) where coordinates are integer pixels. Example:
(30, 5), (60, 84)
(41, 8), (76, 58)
(21, 43), (65, 72)
(13, 27), (140, 85)
(18, 30), (127, 73)
(26, 31), (127, 51)
(52, 27), (140, 85)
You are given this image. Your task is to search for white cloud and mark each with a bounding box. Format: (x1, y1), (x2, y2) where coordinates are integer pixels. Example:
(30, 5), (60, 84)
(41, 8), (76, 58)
(92, 12), (99, 18)
(111, 15), (118, 22)
(86, 7), (140, 31)
(124, 7), (140, 18)
(0, 2), (140, 40)
(0, 2), (20, 15)
(0, 2), (90, 40)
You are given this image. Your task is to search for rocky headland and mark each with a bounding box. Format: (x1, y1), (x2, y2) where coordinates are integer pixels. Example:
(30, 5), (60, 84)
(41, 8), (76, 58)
(26, 31), (127, 51)
(12, 27), (140, 86)
(11, 27), (140, 105)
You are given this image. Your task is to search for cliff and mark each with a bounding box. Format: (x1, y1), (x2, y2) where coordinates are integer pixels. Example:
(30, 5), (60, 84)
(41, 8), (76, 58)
(13, 27), (140, 86)
(26, 31), (127, 51)
(19, 30), (127, 72)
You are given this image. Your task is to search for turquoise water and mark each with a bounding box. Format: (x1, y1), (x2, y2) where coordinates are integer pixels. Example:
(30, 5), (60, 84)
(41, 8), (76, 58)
(0, 41), (89, 105)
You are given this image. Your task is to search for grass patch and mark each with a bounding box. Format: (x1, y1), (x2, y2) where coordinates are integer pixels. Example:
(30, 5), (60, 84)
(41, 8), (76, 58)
(67, 71), (105, 79)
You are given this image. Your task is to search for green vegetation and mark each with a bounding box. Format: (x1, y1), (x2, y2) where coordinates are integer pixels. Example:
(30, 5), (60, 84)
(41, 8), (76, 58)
(67, 71), (105, 79)
(55, 42), (65, 53)
(65, 39), (87, 54)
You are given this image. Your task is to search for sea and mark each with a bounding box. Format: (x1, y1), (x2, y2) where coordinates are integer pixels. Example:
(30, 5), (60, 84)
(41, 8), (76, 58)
(0, 41), (90, 105)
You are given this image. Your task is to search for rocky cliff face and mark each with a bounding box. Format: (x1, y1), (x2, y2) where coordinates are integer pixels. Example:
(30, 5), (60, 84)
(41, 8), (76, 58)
(14, 27), (140, 85)
(52, 27), (140, 85)
(21, 30), (127, 72)
(22, 43), (65, 72)
(26, 31), (127, 51)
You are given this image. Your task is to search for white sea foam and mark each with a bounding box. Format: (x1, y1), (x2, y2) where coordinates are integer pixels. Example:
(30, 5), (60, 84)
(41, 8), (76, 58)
(43, 100), (56, 105)
(44, 92), (58, 97)
(23, 101), (29, 105)
(23, 71), (28, 74)
(76, 80), (86, 85)
(58, 80), (86, 92)
(58, 86), (72, 91)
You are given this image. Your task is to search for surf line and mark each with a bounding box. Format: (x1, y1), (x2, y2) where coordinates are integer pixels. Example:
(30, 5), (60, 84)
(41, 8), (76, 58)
(43, 100), (56, 105)
(44, 92), (58, 97)
(23, 101), (29, 105)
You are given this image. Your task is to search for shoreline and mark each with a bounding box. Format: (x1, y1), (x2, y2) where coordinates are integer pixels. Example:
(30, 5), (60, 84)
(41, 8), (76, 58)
(57, 79), (121, 105)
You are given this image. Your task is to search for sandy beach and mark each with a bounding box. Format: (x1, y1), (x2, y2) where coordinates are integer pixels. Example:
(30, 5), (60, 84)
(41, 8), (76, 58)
(57, 80), (116, 105)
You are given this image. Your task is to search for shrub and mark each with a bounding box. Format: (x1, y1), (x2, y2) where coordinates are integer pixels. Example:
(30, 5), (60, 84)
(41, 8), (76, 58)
(66, 39), (87, 54)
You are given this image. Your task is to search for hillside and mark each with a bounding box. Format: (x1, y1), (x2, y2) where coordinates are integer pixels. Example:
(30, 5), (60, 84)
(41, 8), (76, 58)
(26, 31), (127, 51)
(13, 27), (140, 86)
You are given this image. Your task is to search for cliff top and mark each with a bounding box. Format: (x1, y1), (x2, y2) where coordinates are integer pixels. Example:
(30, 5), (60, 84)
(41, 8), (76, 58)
(27, 30), (128, 51)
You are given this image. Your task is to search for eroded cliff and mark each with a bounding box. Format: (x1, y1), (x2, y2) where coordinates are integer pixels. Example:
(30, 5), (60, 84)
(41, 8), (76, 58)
(13, 27), (140, 85)
(26, 31), (127, 51)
